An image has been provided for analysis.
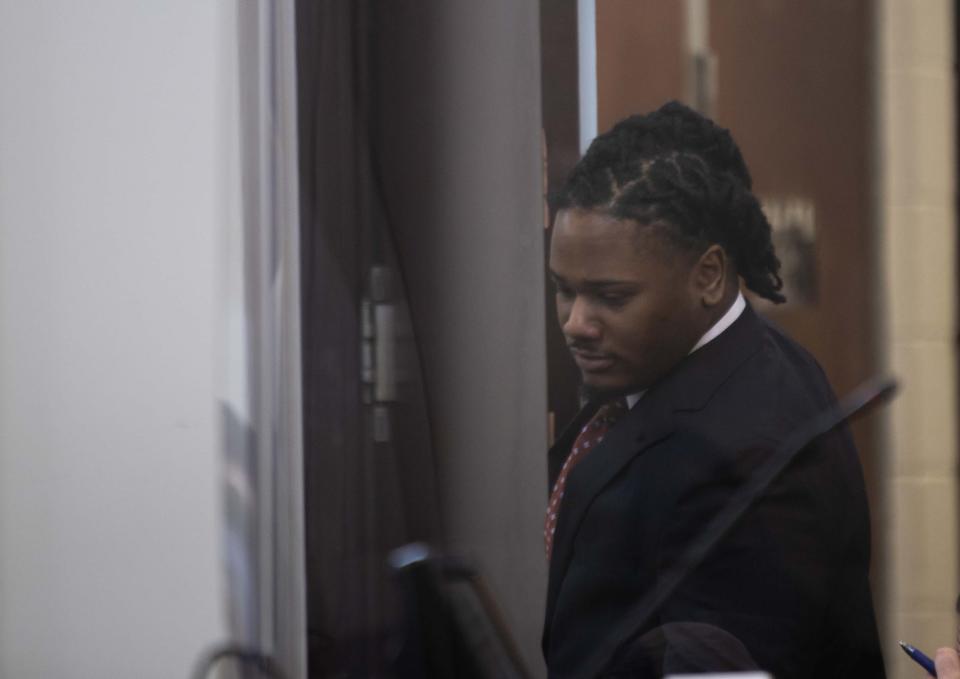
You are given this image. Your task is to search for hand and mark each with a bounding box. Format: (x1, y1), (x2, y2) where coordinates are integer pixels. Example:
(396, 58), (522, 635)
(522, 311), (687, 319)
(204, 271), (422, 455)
(935, 647), (960, 678)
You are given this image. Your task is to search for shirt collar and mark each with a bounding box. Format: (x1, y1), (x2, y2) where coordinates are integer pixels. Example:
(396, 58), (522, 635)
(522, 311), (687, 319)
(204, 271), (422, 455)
(625, 291), (746, 409)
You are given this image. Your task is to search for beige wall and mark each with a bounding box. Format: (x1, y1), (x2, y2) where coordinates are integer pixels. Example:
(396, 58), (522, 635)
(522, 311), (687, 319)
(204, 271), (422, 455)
(876, 1), (959, 676)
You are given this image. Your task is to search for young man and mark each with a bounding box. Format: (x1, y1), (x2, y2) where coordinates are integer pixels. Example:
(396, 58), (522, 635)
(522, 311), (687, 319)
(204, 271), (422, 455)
(543, 102), (884, 678)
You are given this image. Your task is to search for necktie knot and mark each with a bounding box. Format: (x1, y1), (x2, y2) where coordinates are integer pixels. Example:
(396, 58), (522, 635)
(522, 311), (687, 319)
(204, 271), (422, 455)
(594, 397), (628, 425)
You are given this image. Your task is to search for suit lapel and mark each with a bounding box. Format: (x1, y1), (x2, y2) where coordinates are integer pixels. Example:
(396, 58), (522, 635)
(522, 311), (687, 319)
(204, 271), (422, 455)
(545, 393), (676, 626)
(547, 400), (602, 490)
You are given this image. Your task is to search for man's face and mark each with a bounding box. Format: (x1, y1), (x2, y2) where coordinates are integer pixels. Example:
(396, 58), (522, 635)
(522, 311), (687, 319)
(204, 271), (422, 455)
(549, 208), (706, 394)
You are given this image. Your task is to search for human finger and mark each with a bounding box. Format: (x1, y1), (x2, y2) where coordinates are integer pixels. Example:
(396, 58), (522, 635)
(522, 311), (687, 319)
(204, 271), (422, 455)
(936, 647), (960, 678)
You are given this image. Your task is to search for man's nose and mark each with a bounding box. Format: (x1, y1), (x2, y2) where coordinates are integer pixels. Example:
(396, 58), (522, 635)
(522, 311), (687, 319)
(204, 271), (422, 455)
(562, 296), (601, 341)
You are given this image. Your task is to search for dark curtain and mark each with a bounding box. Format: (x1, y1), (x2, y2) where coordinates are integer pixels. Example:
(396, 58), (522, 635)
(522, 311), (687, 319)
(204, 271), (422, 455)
(296, 2), (442, 676)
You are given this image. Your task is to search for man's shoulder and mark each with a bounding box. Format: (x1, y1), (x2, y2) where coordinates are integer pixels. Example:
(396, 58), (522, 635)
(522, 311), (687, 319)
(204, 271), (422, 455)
(685, 312), (838, 446)
(748, 314), (835, 409)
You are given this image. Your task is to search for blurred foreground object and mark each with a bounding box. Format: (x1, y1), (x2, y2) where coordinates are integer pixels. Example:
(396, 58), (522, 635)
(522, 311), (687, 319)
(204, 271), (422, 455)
(388, 544), (532, 679)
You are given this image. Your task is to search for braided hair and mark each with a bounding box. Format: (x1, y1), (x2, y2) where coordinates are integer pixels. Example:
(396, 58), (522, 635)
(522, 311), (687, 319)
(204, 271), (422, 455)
(554, 101), (785, 304)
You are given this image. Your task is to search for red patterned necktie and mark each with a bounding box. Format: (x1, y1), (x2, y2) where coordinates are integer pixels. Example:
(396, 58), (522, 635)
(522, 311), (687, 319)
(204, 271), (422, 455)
(544, 397), (628, 560)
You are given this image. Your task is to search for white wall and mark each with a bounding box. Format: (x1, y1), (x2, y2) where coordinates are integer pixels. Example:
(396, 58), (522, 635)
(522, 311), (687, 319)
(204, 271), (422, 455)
(0, 2), (231, 676)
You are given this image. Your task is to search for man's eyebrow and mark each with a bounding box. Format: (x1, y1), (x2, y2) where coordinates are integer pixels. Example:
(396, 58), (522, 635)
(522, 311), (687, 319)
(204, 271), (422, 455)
(548, 271), (635, 289)
(582, 279), (634, 288)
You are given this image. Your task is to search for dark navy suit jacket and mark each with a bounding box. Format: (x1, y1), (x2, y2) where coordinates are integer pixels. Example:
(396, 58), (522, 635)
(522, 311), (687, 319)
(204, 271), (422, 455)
(542, 305), (884, 679)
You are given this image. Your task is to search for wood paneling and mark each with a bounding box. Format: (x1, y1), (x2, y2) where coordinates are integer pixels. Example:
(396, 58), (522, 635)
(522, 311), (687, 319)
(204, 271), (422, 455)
(596, 0), (685, 132)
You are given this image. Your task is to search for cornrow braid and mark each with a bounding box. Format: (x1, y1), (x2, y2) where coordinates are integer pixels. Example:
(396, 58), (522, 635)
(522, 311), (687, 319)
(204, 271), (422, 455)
(554, 101), (785, 304)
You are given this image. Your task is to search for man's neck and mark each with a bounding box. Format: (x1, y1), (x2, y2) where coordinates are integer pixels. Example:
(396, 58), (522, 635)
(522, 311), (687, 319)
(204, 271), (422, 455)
(625, 291), (746, 409)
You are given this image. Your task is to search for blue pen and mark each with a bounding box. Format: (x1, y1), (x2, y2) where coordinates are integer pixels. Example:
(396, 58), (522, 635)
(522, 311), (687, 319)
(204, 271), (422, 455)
(900, 640), (937, 677)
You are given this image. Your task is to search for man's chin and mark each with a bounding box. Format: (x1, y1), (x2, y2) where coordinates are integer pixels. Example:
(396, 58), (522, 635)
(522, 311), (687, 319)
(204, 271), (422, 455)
(579, 377), (634, 403)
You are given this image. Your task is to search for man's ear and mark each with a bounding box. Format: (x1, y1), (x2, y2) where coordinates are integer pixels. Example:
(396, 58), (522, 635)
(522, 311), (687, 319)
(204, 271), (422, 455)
(692, 244), (729, 307)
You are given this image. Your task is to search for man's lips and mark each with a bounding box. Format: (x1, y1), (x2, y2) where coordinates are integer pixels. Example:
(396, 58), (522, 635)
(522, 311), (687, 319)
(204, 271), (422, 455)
(570, 349), (615, 372)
